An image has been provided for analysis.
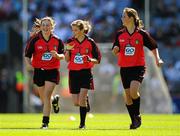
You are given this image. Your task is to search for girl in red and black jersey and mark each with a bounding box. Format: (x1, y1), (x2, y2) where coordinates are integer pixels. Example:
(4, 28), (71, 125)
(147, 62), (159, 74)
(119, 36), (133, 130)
(25, 17), (64, 129)
(65, 20), (101, 129)
(112, 8), (164, 129)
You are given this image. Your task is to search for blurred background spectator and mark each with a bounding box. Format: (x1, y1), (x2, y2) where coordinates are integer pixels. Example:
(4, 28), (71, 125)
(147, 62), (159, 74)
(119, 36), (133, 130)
(0, 0), (179, 113)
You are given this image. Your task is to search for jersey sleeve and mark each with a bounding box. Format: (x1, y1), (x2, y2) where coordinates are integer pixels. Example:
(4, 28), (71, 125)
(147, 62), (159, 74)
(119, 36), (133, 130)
(58, 39), (64, 54)
(112, 33), (120, 49)
(140, 30), (158, 50)
(24, 37), (37, 58)
(90, 39), (102, 63)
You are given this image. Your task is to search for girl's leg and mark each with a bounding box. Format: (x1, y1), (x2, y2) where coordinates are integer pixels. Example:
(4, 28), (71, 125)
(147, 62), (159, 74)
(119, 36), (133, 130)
(79, 88), (88, 128)
(124, 89), (134, 125)
(41, 81), (56, 128)
(37, 86), (45, 104)
(130, 80), (141, 116)
(72, 94), (80, 106)
(129, 80), (141, 129)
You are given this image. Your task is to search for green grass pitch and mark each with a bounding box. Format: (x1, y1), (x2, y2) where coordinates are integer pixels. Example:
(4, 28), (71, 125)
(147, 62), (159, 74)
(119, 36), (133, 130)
(0, 113), (180, 136)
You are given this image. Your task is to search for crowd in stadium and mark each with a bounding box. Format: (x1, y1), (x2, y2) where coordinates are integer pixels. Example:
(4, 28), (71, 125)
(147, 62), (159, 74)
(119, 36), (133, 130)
(0, 0), (180, 112)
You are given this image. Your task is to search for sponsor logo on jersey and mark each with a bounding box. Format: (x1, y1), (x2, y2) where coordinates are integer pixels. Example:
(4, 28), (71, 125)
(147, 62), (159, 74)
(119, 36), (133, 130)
(125, 46), (135, 56)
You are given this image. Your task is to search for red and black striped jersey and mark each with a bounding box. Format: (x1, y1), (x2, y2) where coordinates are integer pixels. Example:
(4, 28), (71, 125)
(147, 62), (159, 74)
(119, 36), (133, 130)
(25, 32), (64, 69)
(112, 27), (157, 67)
(66, 35), (101, 70)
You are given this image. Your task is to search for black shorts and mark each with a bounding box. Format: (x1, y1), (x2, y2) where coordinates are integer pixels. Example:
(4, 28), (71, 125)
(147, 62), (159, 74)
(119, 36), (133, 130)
(120, 66), (146, 89)
(33, 68), (60, 87)
(69, 69), (94, 94)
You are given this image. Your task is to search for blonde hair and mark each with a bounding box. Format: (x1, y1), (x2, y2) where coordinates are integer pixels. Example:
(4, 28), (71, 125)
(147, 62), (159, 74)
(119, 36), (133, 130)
(34, 18), (41, 27)
(40, 16), (56, 31)
(123, 7), (144, 29)
(29, 18), (41, 37)
(71, 19), (92, 34)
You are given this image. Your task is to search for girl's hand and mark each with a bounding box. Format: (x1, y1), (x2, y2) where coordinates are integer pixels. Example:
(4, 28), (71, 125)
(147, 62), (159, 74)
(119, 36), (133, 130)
(66, 44), (75, 51)
(50, 50), (58, 58)
(157, 59), (164, 67)
(26, 64), (34, 71)
(112, 46), (119, 55)
(82, 55), (91, 63)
